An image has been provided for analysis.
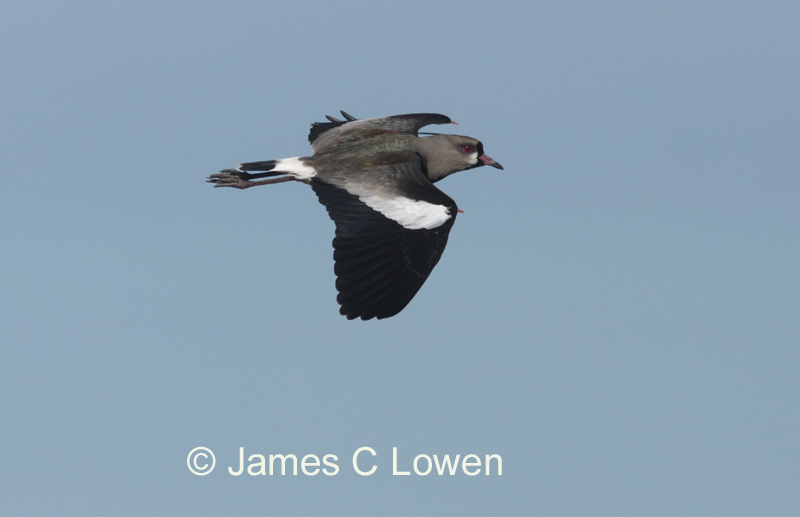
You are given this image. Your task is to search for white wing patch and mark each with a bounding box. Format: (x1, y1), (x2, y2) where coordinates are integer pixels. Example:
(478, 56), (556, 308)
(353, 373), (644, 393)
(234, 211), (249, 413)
(360, 195), (451, 230)
(274, 157), (317, 180)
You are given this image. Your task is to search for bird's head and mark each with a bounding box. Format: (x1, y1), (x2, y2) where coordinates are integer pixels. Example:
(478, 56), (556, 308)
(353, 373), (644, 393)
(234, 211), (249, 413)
(417, 134), (503, 182)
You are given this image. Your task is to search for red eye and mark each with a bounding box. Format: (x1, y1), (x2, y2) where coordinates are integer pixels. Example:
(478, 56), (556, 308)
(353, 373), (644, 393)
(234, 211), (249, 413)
(462, 145), (474, 154)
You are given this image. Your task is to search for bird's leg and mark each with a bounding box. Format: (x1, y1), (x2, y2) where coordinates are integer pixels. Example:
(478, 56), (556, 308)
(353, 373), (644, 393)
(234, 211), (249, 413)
(207, 169), (295, 189)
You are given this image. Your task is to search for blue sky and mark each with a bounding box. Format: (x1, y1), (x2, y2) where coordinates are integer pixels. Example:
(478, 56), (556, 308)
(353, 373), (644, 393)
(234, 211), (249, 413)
(2, 1), (799, 515)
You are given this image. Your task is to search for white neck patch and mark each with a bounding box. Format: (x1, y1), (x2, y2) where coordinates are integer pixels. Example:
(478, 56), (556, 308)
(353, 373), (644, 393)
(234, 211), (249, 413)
(359, 195), (451, 230)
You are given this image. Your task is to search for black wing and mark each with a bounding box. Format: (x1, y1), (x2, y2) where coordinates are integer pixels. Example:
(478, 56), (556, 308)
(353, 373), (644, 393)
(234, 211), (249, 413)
(311, 177), (457, 320)
(308, 111), (353, 145)
(308, 112), (453, 147)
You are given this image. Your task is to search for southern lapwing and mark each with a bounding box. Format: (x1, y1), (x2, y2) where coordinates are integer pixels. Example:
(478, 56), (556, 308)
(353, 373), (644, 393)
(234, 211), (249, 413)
(208, 111), (503, 320)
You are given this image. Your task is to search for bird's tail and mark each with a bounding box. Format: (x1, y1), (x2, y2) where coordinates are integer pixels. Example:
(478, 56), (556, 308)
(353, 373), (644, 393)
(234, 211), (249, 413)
(238, 160), (278, 172)
(208, 156), (317, 189)
(238, 156), (317, 182)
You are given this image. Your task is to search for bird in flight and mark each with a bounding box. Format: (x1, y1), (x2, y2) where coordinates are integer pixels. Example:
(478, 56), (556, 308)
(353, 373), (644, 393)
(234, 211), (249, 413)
(208, 111), (503, 320)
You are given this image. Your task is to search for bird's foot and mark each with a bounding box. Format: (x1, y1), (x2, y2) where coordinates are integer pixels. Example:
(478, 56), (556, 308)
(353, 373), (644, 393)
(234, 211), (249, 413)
(207, 169), (254, 189)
